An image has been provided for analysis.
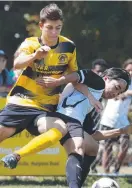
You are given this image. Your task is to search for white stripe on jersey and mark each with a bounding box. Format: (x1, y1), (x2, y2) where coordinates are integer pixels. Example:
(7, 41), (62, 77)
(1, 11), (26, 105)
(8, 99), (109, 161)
(79, 70), (85, 83)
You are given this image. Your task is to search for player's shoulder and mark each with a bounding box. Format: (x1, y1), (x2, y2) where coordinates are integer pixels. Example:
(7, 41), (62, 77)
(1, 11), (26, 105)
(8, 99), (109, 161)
(59, 35), (76, 46)
(58, 35), (76, 54)
(21, 37), (40, 49)
(78, 69), (105, 90)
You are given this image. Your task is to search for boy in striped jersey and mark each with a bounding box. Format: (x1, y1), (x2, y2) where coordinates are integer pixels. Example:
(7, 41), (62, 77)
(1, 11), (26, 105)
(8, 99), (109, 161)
(0, 3), (79, 151)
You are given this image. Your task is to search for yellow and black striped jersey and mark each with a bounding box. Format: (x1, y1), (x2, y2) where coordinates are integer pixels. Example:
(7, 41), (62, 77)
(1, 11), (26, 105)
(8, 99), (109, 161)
(7, 36), (78, 112)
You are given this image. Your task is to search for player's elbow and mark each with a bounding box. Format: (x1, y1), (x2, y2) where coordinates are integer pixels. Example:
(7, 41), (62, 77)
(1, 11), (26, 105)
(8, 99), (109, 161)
(14, 58), (24, 69)
(92, 131), (104, 141)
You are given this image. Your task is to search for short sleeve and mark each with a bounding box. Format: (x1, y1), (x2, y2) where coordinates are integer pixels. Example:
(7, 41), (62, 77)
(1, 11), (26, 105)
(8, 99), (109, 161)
(77, 69), (105, 90)
(18, 38), (40, 56)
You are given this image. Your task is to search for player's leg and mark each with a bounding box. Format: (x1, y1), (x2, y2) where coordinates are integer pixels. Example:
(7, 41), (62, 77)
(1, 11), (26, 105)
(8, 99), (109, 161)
(102, 138), (113, 173)
(113, 134), (129, 173)
(60, 127), (98, 188)
(14, 115), (67, 157)
(63, 131), (99, 188)
(62, 122), (84, 188)
(90, 143), (103, 173)
(1, 108), (65, 167)
(0, 125), (16, 142)
(64, 137), (84, 188)
(1, 105), (50, 167)
(7, 113), (81, 161)
(80, 131), (99, 186)
(1, 113), (68, 169)
(0, 104), (26, 142)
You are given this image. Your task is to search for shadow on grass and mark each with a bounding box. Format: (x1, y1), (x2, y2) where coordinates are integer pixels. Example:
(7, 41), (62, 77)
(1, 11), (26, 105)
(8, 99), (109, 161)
(0, 177), (67, 186)
(0, 176), (131, 187)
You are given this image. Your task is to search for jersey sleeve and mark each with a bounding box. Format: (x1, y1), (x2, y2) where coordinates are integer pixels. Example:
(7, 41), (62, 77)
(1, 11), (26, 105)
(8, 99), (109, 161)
(68, 47), (78, 72)
(77, 69), (105, 90)
(18, 38), (40, 56)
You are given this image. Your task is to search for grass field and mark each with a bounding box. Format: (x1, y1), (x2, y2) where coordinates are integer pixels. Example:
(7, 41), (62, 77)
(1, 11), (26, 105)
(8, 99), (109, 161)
(0, 176), (132, 188)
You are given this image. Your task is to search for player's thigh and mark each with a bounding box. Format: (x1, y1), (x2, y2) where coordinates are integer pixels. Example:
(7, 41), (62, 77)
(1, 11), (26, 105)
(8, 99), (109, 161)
(84, 131), (99, 156)
(63, 137), (84, 155)
(36, 115), (67, 135)
(0, 124), (16, 142)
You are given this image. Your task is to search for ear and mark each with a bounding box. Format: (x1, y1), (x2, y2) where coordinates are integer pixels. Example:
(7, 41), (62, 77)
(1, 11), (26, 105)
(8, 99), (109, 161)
(103, 76), (109, 81)
(39, 22), (44, 30)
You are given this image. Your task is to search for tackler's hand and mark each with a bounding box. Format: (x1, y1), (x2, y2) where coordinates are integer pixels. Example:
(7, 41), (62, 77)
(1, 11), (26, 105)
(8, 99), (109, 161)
(90, 98), (103, 113)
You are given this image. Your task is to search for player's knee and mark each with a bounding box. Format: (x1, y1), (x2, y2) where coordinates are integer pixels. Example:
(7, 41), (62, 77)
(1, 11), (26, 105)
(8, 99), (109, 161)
(74, 146), (84, 156)
(53, 119), (67, 136)
(37, 117), (67, 136)
(36, 117), (47, 133)
(71, 138), (84, 156)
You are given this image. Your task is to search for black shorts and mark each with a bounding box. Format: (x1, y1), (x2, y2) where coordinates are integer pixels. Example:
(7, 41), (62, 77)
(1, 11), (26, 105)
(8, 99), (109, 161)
(0, 104), (47, 135)
(60, 113), (97, 145)
(83, 113), (97, 135)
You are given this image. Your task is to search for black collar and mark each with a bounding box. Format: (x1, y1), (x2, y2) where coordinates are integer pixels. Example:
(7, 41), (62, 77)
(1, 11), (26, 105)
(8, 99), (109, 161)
(38, 37), (59, 49)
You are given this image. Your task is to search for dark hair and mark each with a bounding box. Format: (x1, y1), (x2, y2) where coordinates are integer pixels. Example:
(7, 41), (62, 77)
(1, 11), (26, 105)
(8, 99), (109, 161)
(122, 58), (132, 69)
(40, 3), (63, 23)
(101, 67), (131, 91)
(0, 50), (8, 59)
(92, 58), (108, 70)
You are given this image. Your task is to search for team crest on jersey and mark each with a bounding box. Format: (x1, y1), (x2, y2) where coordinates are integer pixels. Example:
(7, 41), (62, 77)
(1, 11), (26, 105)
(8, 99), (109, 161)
(58, 54), (68, 64)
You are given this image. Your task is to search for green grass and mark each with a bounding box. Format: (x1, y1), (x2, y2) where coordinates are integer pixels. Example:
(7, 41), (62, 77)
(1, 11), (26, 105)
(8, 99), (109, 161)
(0, 176), (132, 188)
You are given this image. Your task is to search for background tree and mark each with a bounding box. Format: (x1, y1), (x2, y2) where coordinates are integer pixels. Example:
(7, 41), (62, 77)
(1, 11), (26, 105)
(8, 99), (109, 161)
(0, 1), (132, 69)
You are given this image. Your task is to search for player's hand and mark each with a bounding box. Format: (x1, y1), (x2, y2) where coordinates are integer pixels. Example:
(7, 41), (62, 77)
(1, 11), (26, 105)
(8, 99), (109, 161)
(36, 76), (59, 88)
(120, 125), (132, 134)
(90, 98), (103, 113)
(74, 83), (103, 113)
(34, 45), (51, 60)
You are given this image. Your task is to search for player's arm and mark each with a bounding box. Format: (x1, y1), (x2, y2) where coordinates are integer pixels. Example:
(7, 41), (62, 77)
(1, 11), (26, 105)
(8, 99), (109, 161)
(74, 83), (103, 113)
(72, 69), (105, 112)
(92, 125), (132, 141)
(14, 39), (50, 69)
(14, 53), (36, 69)
(38, 69), (105, 89)
(56, 69), (105, 87)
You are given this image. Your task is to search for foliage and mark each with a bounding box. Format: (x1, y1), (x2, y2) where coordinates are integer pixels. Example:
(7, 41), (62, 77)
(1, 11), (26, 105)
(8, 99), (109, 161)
(1, 1), (132, 69)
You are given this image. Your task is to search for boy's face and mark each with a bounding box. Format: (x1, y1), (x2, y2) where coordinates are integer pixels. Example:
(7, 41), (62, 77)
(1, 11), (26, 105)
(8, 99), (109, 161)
(92, 65), (106, 76)
(40, 19), (63, 44)
(0, 56), (7, 73)
(125, 64), (132, 77)
(102, 77), (127, 99)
